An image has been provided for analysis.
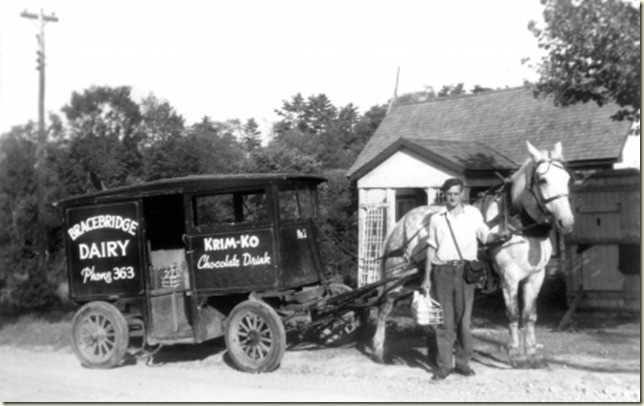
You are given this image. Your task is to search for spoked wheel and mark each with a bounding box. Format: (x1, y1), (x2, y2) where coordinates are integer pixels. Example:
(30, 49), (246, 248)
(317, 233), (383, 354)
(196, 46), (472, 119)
(313, 283), (363, 347)
(71, 301), (129, 369)
(225, 300), (286, 373)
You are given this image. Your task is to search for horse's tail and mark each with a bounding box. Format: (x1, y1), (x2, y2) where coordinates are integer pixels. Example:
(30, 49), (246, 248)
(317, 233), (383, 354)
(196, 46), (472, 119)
(379, 228), (391, 275)
(379, 222), (398, 277)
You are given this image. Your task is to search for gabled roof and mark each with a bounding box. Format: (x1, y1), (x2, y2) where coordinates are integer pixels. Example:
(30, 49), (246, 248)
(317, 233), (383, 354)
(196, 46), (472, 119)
(348, 87), (632, 181)
(352, 138), (517, 180)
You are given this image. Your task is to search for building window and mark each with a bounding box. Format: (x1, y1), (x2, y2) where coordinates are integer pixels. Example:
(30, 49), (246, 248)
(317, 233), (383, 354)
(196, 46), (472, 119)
(432, 188), (445, 205)
(395, 188), (427, 220)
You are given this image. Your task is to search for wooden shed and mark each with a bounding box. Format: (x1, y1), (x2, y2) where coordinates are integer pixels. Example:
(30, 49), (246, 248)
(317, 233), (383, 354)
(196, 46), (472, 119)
(565, 169), (641, 311)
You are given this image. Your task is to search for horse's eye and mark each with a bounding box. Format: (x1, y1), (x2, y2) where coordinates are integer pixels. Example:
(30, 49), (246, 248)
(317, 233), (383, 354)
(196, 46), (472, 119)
(538, 178), (547, 185)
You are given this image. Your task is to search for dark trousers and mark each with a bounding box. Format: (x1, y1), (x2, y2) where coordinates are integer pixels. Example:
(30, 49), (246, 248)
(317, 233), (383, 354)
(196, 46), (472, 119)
(431, 263), (475, 371)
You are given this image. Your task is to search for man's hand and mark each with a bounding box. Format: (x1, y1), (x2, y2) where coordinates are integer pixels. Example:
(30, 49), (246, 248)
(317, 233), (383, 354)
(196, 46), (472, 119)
(497, 230), (512, 243)
(421, 278), (431, 293)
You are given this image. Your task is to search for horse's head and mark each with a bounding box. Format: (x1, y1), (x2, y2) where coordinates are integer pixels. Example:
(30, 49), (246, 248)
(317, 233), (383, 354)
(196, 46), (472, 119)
(511, 141), (575, 234)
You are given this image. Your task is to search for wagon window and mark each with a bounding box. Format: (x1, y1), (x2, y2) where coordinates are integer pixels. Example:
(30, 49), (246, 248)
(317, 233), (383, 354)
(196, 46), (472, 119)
(239, 190), (269, 223)
(194, 189), (268, 227)
(195, 194), (235, 226)
(278, 183), (316, 220)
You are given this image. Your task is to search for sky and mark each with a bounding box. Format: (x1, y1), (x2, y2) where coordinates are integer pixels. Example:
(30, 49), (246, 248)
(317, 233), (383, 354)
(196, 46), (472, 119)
(0, 0), (548, 137)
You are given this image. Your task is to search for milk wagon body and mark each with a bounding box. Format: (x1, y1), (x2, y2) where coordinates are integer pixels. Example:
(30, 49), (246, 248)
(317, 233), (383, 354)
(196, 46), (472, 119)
(56, 173), (399, 373)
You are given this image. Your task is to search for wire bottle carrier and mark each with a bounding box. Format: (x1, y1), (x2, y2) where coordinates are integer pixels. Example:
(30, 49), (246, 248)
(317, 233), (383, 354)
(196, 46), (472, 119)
(411, 290), (444, 326)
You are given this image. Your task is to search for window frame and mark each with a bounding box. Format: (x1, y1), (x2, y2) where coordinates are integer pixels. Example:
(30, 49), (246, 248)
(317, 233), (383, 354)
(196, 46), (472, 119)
(277, 181), (319, 223)
(191, 186), (272, 233)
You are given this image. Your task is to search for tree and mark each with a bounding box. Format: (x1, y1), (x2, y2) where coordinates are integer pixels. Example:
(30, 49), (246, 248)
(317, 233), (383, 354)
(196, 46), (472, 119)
(0, 124), (38, 272)
(245, 144), (321, 174)
(61, 86), (144, 189)
(471, 84), (494, 94)
(438, 83), (466, 97)
(317, 170), (359, 284)
(528, 0), (640, 121)
(241, 118), (262, 152)
(187, 117), (246, 175)
(354, 104), (387, 145)
(396, 83), (487, 105)
(273, 93), (338, 138)
(396, 86), (437, 105)
(139, 94), (185, 145)
(0, 122), (62, 281)
(273, 93), (308, 136)
(272, 94), (385, 170)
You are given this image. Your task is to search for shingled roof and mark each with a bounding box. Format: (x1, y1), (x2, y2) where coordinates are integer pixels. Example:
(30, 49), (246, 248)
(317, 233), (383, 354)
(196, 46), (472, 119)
(348, 87), (632, 181)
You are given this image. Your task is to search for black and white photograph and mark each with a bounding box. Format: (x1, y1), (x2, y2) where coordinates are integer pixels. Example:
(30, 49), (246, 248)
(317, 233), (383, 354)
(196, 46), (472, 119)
(0, 0), (640, 402)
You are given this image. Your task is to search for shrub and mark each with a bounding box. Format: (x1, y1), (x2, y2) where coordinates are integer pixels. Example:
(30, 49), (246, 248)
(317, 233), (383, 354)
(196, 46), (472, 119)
(9, 275), (61, 314)
(318, 170), (359, 286)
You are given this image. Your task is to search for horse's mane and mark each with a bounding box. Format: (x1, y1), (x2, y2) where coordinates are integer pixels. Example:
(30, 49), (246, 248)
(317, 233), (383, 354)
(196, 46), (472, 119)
(509, 158), (534, 208)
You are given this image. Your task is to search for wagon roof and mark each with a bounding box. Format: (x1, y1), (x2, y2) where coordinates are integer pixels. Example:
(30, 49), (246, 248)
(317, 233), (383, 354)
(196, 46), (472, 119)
(55, 173), (327, 208)
(347, 86), (633, 181)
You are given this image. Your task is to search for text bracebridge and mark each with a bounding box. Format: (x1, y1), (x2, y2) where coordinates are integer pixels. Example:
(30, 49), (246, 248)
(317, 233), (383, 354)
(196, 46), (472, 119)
(68, 215), (139, 241)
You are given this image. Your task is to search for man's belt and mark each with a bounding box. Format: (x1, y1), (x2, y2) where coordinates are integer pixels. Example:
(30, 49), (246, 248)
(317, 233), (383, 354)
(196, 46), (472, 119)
(433, 260), (465, 267)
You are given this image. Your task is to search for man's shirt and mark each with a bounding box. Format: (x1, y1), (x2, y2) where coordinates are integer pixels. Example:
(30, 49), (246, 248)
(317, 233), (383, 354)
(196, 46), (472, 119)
(427, 204), (489, 264)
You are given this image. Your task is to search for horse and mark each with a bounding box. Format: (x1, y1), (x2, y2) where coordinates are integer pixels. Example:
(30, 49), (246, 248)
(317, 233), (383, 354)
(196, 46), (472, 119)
(371, 141), (574, 368)
(371, 204), (441, 364)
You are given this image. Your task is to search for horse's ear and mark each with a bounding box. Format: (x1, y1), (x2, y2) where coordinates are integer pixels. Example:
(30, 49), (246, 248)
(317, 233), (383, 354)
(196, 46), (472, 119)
(526, 140), (542, 161)
(552, 142), (563, 160)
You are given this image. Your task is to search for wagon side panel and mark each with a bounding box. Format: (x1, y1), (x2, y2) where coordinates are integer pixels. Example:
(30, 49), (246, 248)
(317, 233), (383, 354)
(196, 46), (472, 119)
(187, 228), (279, 294)
(65, 202), (145, 301)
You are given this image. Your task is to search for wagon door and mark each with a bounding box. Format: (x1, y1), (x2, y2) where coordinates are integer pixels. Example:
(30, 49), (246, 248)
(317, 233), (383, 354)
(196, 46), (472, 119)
(185, 188), (279, 294)
(143, 194), (194, 343)
(277, 182), (325, 288)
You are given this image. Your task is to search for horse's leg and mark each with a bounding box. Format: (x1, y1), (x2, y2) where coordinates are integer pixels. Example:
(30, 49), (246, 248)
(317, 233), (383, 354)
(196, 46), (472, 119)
(522, 269), (547, 368)
(372, 295), (394, 364)
(500, 272), (524, 368)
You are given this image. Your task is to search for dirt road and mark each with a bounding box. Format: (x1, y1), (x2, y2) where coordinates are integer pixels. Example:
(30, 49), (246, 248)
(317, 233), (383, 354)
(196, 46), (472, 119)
(1, 304), (640, 403)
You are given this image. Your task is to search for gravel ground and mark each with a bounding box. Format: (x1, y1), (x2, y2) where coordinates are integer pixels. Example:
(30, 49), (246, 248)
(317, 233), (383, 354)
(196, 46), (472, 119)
(0, 293), (639, 402)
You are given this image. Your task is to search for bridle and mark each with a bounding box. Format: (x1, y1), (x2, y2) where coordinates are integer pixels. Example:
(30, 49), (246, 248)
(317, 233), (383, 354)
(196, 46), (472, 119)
(473, 156), (573, 237)
(527, 158), (573, 225)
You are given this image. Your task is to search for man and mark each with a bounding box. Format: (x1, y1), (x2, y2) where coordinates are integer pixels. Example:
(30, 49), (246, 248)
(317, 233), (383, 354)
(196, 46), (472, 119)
(421, 178), (508, 380)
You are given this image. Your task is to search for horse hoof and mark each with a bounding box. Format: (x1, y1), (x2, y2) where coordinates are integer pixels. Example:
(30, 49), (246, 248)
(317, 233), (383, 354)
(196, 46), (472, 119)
(507, 346), (524, 368)
(372, 353), (385, 364)
(509, 356), (530, 369)
(528, 357), (548, 369)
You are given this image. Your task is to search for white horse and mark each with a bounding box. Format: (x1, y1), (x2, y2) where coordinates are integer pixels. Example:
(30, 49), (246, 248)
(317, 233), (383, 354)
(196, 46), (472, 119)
(372, 141), (574, 368)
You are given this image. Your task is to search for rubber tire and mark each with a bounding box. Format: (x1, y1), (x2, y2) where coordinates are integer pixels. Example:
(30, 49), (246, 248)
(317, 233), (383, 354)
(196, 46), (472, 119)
(225, 300), (286, 373)
(71, 301), (129, 369)
(315, 283), (363, 347)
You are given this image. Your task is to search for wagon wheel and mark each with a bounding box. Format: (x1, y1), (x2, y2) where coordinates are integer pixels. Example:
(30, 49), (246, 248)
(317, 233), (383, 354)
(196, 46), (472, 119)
(71, 301), (129, 369)
(313, 283), (363, 347)
(225, 300), (286, 373)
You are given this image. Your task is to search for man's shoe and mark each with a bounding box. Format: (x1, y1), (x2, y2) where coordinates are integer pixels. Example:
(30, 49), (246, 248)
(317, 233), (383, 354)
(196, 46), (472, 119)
(455, 365), (476, 376)
(432, 368), (450, 381)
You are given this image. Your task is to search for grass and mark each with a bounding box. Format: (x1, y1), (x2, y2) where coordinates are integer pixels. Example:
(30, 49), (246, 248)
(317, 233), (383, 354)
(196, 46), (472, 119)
(0, 310), (74, 350)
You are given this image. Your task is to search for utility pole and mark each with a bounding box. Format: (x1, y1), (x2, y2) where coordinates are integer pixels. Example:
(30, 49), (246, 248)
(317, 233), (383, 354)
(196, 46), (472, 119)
(21, 9), (58, 278)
